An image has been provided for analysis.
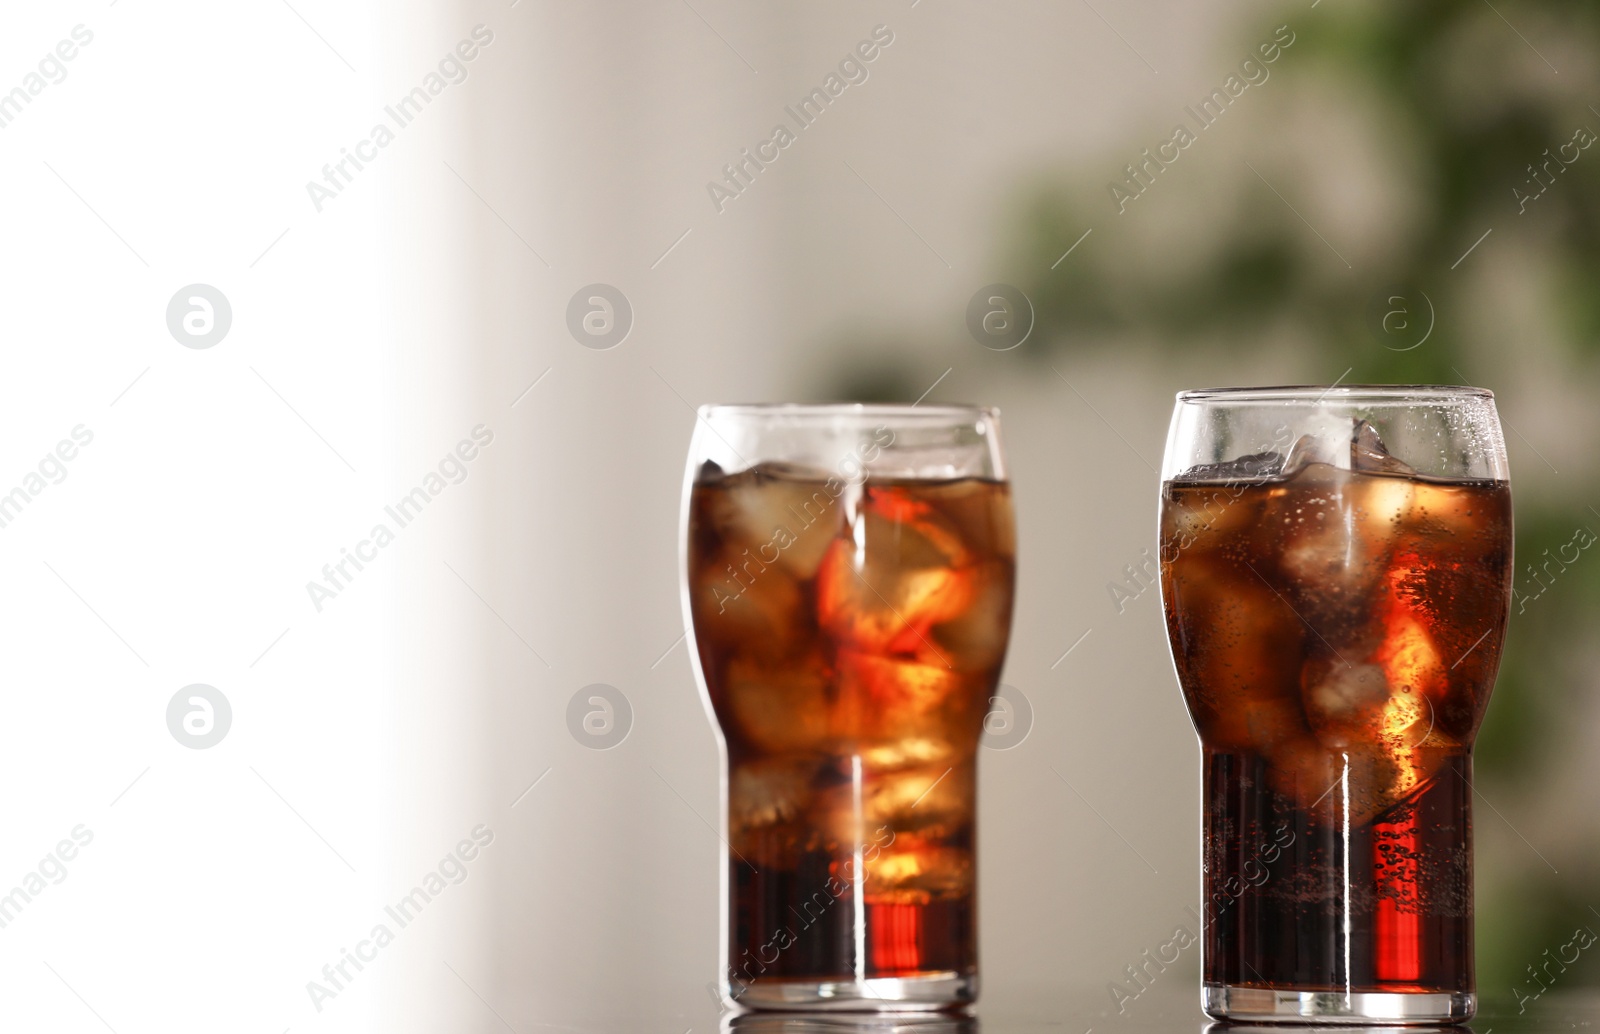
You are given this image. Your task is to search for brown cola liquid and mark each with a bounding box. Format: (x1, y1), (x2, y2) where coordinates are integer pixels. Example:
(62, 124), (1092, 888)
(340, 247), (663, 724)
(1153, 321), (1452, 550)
(688, 464), (1014, 995)
(1162, 463), (1511, 993)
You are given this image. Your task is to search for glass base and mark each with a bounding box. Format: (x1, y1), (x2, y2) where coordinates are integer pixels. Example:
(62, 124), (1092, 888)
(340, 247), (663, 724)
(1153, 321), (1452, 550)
(1203, 983), (1474, 1024)
(728, 972), (976, 1012)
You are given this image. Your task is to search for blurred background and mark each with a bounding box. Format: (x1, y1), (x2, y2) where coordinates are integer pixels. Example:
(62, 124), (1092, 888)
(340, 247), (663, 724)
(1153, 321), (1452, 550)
(1, 0), (1596, 1030)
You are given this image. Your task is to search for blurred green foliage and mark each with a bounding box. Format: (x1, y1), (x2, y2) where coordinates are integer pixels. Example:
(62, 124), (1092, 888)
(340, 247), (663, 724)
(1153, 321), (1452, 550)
(1015, 2), (1600, 381)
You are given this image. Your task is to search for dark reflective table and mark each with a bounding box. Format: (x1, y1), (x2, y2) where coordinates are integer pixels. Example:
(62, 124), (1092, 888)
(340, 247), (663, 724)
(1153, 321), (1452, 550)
(664, 983), (1600, 1034)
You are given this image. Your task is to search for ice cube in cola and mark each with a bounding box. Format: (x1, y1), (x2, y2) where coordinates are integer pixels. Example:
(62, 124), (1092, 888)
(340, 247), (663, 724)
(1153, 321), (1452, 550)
(1160, 420), (1511, 995)
(688, 462), (1014, 997)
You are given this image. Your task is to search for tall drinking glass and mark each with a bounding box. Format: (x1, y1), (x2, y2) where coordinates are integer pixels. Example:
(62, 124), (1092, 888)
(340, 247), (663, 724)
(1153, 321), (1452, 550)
(1158, 386), (1512, 1023)
(681, 404), (1014, 1011)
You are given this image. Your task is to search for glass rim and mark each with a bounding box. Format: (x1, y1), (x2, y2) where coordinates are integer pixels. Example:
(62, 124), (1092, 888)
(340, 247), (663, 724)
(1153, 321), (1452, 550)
(1175, 384), (1493, 403)
(696, 402), (999, 420)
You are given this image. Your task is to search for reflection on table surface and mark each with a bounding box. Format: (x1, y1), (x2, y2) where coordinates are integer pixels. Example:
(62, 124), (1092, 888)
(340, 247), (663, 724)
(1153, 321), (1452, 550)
(699, 986), (1600, 1034)
(725, 1011), (977, 1033)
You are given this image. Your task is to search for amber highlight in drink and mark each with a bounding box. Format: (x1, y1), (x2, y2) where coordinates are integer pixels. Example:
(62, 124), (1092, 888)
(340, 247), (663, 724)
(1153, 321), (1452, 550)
(688, 462), (1014, 1004)
(1161, 438), (1511, 1001)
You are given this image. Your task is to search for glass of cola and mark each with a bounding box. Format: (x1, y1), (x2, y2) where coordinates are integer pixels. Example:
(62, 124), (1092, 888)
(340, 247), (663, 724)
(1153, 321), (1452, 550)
(681, 404), (1015, 1011)
(1159, 385), (1512, 1024)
